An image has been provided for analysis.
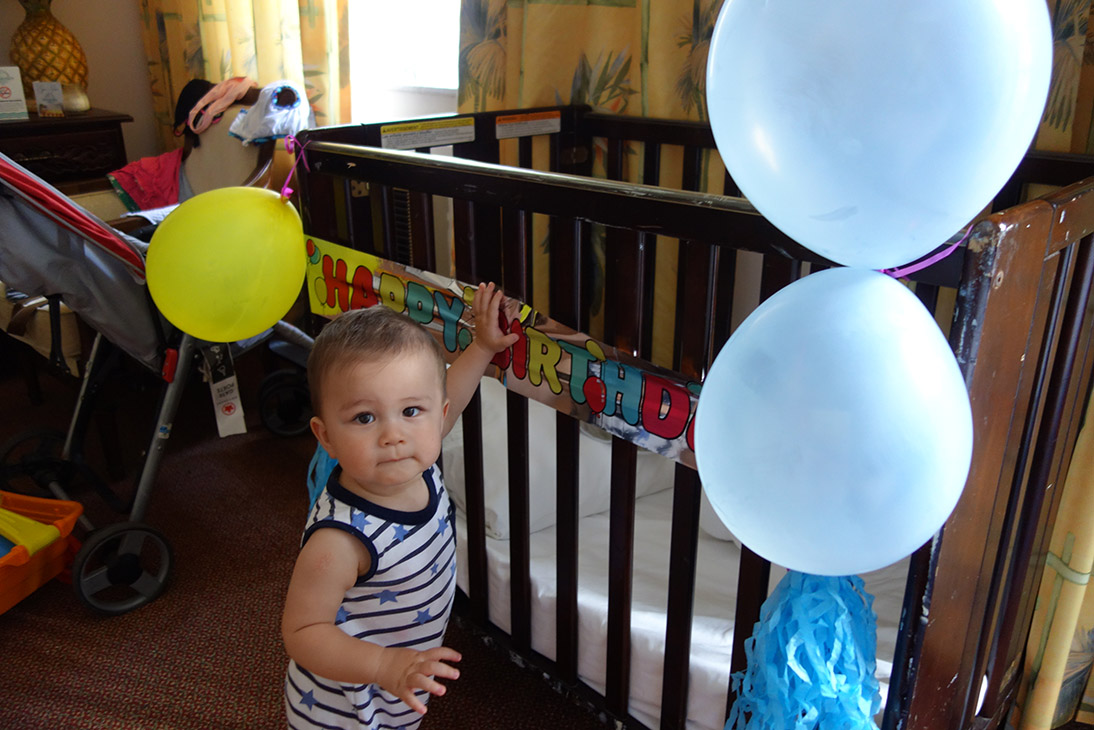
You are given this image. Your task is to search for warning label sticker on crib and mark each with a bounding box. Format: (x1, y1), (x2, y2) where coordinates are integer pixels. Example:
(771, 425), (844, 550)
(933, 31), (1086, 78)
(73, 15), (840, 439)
(495, 110), (562, 139)
(380, 118), (475, 150)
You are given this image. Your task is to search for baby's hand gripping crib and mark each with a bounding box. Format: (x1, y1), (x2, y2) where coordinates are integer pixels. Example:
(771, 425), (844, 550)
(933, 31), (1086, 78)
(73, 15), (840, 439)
(294, 107), (1094, 730)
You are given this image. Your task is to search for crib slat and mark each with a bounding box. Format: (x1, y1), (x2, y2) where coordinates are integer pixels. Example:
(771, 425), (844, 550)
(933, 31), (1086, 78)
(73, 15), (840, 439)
(453, 201), (503, 287)
(913, 282), (940, 315)
(550, 212), (585, 683)
(682, 145), (702, 193)
(347, 179), (372, 254)
(758, 256), (802, 302)
(449, 129), (503, 285)
(661, 221), (717, 728)
(638, 144), (662, 359)
(672, 240), (717, 393)
(662, 466), (703, 730)
(376, 184), (398, 262)
(506, 390), (532, 651)
(453, 199), (475, 280)
(555, 415), (580, 683)
(881, 541), (934, 730)
(599, 167), (647, 717)
(607, 137), (625, 181)
(606, 436), (638, 716)
(723, 168), (741, 197)
(452, 200), (490, 628)
(519, 136), (533, 170)
(503, 204), (533, 652)
(643, 141), (661, 187)
(711, 245), (738, 352)
(408, 191), (435, 272)
(727, 547), (771, 713)
(460, 389), (489, 627)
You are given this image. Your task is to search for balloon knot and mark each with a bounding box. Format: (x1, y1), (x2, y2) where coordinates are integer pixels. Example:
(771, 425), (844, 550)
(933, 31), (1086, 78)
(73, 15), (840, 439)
(881, 225), (973, 280)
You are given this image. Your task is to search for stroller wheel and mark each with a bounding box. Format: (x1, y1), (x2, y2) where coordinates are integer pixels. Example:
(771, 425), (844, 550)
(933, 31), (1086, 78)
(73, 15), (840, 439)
(259, 369), (312, 437)
(73, 521), (173, 616)
(0, 428), (70, 495)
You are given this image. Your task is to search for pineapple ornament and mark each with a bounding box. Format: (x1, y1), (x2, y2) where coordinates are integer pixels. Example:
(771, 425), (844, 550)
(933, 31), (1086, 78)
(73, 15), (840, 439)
(10, 0), (90, 112)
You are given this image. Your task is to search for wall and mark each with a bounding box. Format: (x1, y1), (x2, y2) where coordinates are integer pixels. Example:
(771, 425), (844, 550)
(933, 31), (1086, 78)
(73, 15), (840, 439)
(1, 0), (160, 161)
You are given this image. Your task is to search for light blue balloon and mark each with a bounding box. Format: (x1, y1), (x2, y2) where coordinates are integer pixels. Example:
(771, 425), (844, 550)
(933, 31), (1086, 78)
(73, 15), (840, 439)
(694, 268), (972, 576)
(705, 0), (1052, 270)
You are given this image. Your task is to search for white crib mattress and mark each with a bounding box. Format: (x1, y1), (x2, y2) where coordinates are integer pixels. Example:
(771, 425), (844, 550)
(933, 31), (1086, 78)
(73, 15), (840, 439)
(453, 487), (908, 730)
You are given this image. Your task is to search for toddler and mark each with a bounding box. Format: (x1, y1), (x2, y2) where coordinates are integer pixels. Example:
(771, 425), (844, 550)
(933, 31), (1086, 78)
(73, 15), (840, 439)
(282, 283), (518, 729)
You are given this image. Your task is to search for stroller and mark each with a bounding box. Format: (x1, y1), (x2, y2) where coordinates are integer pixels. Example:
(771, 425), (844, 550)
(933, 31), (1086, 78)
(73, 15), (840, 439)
(0, 151), (313, 615)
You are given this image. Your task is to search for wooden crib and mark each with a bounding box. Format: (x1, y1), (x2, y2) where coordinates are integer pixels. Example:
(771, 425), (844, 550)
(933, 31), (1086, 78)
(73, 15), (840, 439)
(295, 106), (1094, 730)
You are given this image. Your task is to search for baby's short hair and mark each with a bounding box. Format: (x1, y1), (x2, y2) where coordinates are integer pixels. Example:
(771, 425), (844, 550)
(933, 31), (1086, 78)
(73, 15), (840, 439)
(307, 306), (447, 415)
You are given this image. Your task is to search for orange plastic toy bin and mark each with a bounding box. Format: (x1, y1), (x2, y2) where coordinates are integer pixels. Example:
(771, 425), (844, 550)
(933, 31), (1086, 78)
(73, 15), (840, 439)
(0, 490), (82, 615)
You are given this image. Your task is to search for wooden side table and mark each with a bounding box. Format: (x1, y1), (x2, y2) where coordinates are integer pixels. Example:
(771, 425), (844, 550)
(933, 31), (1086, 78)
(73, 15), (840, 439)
(0, 108), (133, 194)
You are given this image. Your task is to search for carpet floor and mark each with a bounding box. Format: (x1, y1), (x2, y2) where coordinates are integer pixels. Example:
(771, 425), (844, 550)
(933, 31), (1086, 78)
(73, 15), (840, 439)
(0, 337), (606, 730)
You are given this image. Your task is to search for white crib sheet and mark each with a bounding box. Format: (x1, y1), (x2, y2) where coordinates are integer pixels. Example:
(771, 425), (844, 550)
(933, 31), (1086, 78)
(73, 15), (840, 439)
(453, 487), (908, 730)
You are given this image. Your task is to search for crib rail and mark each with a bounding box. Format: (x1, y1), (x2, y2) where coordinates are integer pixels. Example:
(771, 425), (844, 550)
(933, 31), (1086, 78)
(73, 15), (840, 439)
(296, 109), (1094, 730)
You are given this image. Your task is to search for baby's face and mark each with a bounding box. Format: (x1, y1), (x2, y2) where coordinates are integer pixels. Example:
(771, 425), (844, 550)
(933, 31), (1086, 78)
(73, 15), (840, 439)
(313, 349), (448, 502)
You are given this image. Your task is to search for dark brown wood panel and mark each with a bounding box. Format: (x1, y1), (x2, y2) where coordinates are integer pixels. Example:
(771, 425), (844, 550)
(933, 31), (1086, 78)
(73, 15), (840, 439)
(905, 202), (1057, 729)
(550, 209), (584, 685)
(503, 204), (533, 652)
(605, 436), (637, 715)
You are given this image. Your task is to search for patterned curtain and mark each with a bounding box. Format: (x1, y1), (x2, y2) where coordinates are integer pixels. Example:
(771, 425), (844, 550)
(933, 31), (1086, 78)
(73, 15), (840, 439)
(458, 0), (717, 121)
(134, 0), (350, 151)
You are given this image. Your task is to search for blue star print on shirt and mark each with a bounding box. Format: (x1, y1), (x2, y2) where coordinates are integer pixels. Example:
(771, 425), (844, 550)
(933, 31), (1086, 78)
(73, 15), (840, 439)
(393, 524), (410, 542)
(351, 510), (370, 532)
(436, 516), (447, 535)
(415, 608), (432, 625)
(336, 606), (349, 624)
(300, 690), (317, 710)
(378, 590), (398, 604)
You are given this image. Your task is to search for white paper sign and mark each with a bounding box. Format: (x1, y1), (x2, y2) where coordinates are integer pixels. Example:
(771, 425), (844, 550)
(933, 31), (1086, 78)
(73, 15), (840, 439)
(200, 344), (247, 437)
(32, 80), (63, 117)
(0, 67), (29, 121)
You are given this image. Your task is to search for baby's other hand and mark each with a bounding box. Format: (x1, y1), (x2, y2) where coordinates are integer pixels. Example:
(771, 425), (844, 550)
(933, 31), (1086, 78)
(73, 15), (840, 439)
(472, 282), (520, 354)
(377, 645), (462, 714)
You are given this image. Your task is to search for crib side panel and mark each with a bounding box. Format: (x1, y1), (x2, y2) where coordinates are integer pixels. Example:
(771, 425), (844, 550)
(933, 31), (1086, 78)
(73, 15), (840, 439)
(293, 113), (1094, 730)
(903, 182), (1094, 729)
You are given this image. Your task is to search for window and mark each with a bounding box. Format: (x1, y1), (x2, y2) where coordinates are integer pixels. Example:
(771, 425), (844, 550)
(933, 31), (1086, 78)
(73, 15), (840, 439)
(348, 0), (460, 123)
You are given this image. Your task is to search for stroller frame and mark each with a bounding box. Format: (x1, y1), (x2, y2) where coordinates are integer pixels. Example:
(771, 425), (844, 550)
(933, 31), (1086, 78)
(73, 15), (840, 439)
(0, 151), (312, 615)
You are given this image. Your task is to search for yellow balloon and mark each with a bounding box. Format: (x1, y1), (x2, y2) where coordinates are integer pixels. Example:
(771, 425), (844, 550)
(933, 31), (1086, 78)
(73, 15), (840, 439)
(146, 187), (305, 342)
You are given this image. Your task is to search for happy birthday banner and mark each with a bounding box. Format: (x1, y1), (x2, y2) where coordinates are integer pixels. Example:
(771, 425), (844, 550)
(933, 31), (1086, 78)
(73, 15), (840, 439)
(305, 236), (701, 468)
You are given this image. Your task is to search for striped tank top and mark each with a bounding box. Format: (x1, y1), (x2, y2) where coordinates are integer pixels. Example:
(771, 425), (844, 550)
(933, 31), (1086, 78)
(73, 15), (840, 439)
(285, 463), (456, 729)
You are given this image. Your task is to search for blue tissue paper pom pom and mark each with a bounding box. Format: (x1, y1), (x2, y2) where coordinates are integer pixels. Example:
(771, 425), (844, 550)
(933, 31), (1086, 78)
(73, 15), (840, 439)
(727, 571), (882, 730)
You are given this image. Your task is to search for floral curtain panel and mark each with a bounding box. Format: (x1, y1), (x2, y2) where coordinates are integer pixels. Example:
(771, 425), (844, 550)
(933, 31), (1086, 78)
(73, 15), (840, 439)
(459, 0), (717, 121)
(134, 0), (349, 151)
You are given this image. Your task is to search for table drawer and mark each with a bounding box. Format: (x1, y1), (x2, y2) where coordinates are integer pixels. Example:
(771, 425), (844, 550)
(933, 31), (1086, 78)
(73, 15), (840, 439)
(1, 126), (127, 184)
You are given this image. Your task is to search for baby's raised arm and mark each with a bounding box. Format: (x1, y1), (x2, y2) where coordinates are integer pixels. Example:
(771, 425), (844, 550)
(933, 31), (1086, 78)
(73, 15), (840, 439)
(443, 282), (520, 436)
(282, 529), (461, 714)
